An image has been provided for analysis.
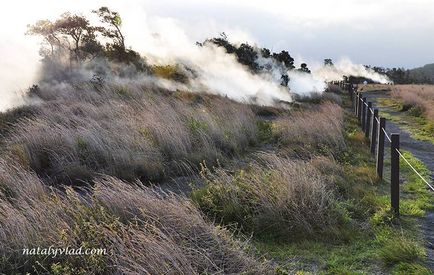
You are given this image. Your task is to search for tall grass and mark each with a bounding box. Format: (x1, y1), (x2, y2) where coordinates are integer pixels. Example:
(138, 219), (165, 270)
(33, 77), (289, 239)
(0, 158), (269, 274)
(391, 84), (434, 120)
(192, 152), (344, 238)
(7, 82), (258, 184)
(274, 102), (345, 156)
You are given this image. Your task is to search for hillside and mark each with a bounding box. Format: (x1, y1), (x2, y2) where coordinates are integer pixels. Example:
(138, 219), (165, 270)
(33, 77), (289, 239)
(409, 63), (434, 83)
(0, 6), (433, 274)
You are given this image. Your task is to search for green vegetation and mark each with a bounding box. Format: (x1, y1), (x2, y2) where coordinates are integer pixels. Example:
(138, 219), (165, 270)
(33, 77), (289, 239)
(2, 9), (433, 271)
(191, 92), (434, 274)
(377, 97), (434, 143)
(400, 151), (434, 216)
(2, 74), (432, 273)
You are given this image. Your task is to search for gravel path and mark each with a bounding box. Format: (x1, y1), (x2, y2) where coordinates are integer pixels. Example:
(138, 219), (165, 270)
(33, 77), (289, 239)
(362, 90), (434, 271)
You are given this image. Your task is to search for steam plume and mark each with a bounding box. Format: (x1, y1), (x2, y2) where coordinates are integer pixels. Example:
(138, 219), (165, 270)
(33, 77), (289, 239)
(313, 58), (391, 84)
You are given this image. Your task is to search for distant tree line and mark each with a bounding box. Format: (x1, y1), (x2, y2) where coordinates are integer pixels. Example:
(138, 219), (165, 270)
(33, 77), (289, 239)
(369, 66), (432, 84)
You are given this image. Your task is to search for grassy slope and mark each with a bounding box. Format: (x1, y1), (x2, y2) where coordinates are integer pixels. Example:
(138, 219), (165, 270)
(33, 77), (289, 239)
(360, 84), (434, 144)
(376, 97), (434, 144)
(1, 84), (432, 274)
(248, 92), (434, 274)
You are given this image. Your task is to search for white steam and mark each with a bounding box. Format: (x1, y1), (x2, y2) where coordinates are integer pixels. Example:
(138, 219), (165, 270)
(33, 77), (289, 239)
(0, 2), (394, 111)
(313, 58), (391, 84)
(133, 18), (292, 105)
(287, 71), (327, 96)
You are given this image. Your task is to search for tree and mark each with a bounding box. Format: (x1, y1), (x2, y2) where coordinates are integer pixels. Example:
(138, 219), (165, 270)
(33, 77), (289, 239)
(324, 58), (333, 66)
(272, 50), (295, 70)
(205, 32), (237, 54)
(55, 13), (102, 62)
(298, 63), (311, 73)
(26, 20), (63, 57)
(27, 13), (103, 63)
(92, 7), (125, 49)
(261, 48), (271, 58)
(235, 43), (259, 72)
(281, 74), (289, 86)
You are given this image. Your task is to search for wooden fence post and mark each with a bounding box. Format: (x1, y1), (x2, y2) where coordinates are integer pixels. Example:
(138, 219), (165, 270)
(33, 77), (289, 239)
(355, 92), (358, 114)
(391, 134), (400, 217)
(355, 93), (359, 115)
(366, 102), (372, 138)
(377, 118), (386, 179)
(362, 97), (367, 130)
(370, 109), (378, 155)
(353, 93), (359, 116)
(358, 94), (363, 123)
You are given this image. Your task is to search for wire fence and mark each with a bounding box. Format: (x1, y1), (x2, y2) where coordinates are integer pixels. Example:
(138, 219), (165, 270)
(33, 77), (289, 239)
(351, 82), (433, 191)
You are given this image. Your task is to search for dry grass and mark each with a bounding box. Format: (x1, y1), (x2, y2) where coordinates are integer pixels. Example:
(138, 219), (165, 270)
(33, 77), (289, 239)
(192, 152), (344, 238)
(7, 82), (258, 184)
(391, 84), (434, 120)
(358, 84), (391, 93)
(0, 158), (270, 274)
(273, 102), (345, 155)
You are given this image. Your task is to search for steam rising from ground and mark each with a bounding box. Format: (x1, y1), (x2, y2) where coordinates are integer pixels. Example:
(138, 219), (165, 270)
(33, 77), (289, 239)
(131, 18), (292, 105)
(313, 58), (391, 84)
(0, 7), (393, 111)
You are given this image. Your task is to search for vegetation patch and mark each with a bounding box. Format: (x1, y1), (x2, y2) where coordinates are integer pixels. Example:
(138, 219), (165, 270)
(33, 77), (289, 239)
(378, 85), (434, 143)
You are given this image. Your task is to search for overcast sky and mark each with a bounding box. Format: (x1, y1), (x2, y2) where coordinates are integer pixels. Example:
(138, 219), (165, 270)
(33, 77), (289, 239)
(141, 0), (434, 68)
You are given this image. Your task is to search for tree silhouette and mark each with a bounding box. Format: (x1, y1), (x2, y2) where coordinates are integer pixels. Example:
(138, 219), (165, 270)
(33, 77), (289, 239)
(272, 50), (295, 70)
(298, 63), (311, 73)
(92, 7), (125, 49)
(27, 13), (102, 63)
(324, 58), (333, 66)
(26, 20), (63, 57)
(235, 43), (259, 72)
(55, 13), (102, 62)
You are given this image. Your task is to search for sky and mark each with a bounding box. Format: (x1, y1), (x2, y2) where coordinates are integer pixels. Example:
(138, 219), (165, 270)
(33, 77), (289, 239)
(0, 0), (433, 105)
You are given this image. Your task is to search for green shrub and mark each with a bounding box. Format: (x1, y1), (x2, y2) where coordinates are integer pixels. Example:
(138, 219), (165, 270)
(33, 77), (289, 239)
(256, 119), (274, 143)
(392, 262), (432, 275)
(379, 237), (425, 266)
(192, 153), (343, 238)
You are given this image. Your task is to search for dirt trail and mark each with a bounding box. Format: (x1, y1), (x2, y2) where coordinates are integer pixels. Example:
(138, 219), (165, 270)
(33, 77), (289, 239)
(363, 90), (434, 271)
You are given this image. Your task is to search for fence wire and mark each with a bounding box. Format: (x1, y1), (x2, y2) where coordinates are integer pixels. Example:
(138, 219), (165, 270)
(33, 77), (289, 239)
(356, 94), (433, 192)
(396, 149), (434, 192)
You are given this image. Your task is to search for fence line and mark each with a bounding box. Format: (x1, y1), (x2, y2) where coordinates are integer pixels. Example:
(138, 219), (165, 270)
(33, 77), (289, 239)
(395, 149), (434, 192)
(342, 81), (434, 217)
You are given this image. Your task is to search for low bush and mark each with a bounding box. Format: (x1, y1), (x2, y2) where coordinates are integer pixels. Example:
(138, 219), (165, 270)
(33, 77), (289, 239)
(151, 64), (190, 83)
(379, 236), (426, 266)
(192, 153), (344, 238)
(391, 85), (434, 120)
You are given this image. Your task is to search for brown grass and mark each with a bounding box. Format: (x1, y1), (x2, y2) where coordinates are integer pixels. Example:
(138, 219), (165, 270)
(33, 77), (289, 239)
(391, 84), (434, 120)
(0, 158), (270, 274)
(273, 102), (345, 155)
(7, 82), (258, 184)
(358, 84), (391, 93)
